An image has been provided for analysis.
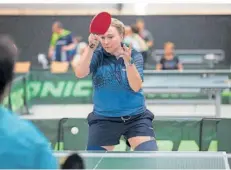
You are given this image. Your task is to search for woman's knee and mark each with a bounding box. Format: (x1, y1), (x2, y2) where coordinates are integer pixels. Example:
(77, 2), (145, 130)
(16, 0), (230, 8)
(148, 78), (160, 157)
(128, 136), (158, 151)
(134, 140), (158, 151)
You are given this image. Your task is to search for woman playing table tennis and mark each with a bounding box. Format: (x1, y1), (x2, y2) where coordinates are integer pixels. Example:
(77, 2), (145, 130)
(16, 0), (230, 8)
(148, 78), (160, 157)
(74, 17), (158, 151)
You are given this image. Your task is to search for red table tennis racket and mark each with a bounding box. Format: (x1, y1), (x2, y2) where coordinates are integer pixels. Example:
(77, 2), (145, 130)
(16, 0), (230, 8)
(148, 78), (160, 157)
(89, 12), (111, 35)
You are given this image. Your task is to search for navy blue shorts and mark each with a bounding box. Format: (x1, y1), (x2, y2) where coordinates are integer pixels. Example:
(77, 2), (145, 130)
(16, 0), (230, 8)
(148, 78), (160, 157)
(87, 109), (156, 147)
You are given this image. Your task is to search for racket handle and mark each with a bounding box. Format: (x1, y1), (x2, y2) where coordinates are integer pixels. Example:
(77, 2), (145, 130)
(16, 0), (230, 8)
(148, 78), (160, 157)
(89, 44), (95, 49)
(88, 34), (99, 49)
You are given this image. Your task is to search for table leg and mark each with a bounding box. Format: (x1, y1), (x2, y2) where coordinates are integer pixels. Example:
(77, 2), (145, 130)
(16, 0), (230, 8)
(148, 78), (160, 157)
(215, 91), (221, 118)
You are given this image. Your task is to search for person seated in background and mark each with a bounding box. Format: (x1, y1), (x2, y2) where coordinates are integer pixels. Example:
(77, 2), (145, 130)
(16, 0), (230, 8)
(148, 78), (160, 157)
(61, 153), (85, 169)
(48, 21), (76, 62)
(0, 35), (58, 169)
(156, 42), (183, 70)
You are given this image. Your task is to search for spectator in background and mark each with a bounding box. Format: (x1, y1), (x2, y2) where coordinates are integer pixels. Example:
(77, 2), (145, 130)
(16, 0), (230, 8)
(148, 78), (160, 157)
(130, 25), (149, 68)
(124, 25), (139, 50)
(123, 25), (148, 53)
(0, 35), (58, 169)
(136, 18), (154, 65)
(156, 42), (183, 70)
(48, 21), (76, 62)
(69, 35), (83, 59)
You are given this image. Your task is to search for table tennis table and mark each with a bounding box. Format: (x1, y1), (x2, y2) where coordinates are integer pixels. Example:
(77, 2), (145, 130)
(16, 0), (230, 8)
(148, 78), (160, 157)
(143, 70), (231, 118)
(54, 151), (230, 169)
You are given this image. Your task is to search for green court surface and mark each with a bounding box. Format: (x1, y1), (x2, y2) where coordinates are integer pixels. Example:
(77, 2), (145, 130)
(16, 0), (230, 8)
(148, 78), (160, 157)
(55, 151), (230, 169)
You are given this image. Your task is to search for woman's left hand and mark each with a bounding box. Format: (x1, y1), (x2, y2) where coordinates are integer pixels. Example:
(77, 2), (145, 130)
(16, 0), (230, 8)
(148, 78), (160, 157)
(120, 44), (132, 64)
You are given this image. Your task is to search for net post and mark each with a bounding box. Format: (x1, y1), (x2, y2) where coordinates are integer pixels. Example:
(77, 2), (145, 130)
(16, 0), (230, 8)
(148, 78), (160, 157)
(57, 118), (68, 151)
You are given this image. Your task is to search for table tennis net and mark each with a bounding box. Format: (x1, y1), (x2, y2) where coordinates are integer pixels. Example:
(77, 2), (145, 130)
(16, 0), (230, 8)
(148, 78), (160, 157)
(54, 151), (230, 169)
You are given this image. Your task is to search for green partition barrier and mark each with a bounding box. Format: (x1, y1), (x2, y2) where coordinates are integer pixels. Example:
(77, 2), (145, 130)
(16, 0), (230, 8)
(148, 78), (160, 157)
(217, 118), (231, 153)
(31, 119), (59, 149)
(31, 117), (220, 152)
(3, 73), (30, 115)
(154, 117), (217, 151)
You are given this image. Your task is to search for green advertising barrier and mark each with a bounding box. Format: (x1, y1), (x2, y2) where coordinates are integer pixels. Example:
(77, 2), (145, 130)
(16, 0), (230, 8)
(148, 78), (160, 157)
(27, 70), (231, 105)
(31, 117), (220, 152)
(28, 71), (93, 104)
(5, 70), (231, 110)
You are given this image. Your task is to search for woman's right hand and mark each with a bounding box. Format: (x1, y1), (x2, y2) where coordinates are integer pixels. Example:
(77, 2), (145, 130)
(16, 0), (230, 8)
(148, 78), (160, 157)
(88, 34), (100, 50)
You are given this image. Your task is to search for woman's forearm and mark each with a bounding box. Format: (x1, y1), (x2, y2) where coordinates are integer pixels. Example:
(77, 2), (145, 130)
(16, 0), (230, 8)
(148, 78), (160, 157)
(126, 64), (142, 92)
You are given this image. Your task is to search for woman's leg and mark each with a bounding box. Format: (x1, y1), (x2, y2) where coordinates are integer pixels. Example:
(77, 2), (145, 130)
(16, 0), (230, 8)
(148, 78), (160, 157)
(124, 109), (158, 151)
(87, 112), (123, 151)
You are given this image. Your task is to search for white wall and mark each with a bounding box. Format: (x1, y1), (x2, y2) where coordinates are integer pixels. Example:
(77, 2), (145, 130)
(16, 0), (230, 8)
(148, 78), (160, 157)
(123, 3), (231, 15)
(0, 3), (231, 15)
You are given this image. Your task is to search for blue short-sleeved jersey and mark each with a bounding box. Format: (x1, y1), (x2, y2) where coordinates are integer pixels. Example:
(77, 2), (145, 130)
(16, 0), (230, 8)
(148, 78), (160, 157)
(89, 46), (146, 117)
(0, 106), (58, 169)
(160, 56), (180, 70)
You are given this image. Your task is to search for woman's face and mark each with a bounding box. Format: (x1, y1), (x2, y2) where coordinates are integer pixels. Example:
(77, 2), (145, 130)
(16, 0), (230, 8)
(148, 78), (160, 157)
(100, 26), (123, 54)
